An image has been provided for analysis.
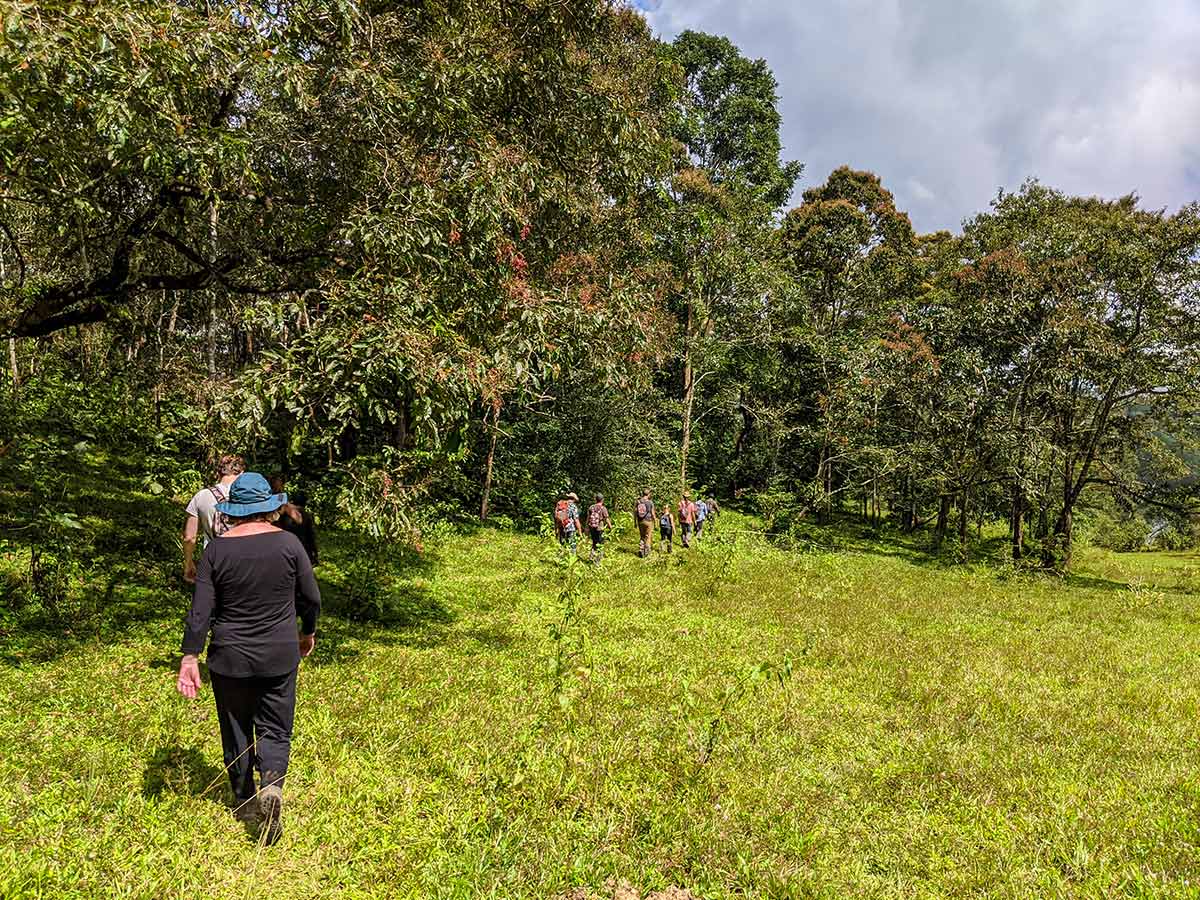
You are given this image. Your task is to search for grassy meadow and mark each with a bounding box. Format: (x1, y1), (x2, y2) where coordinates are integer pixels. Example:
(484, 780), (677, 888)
(2, 463), (1200, 897)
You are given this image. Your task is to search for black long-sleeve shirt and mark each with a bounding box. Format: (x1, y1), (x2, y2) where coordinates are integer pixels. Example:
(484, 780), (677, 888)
(181, 530), (321, 678)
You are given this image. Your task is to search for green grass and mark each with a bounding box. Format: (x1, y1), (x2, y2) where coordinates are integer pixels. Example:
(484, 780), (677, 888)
(3, 501), (1200, 897)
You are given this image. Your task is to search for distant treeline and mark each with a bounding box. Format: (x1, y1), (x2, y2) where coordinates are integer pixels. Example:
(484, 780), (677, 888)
(2, 0), (1198, 567)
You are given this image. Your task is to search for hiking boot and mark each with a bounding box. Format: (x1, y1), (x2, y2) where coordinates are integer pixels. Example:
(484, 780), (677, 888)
(232, 797), (260, 828)
(258, 784), (283, 845)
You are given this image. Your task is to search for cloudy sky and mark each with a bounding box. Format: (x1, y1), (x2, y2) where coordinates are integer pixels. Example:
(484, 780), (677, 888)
(635, 0), (1200, 233)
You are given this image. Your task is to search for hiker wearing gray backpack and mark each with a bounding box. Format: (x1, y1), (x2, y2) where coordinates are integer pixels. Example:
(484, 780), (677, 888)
(659, 505), (676, 553)
(634, 489), (655, 558)
(182, 453), (245, 584)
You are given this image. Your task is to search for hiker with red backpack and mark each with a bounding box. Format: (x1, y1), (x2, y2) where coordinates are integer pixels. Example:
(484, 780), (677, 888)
(182, 454), (245, 584)
(585, 493), (612, 562)
(553, 492), (583, 555)
(634, 489), (655, 558)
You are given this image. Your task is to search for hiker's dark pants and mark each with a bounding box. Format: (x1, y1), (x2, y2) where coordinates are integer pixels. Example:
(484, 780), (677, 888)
(660, 525), (674, 552)
(589, 527), (605, 559)
(210, 668), (297, 803)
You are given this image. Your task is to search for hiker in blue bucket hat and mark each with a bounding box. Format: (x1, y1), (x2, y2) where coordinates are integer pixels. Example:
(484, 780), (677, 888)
(176, 471), (321, 845)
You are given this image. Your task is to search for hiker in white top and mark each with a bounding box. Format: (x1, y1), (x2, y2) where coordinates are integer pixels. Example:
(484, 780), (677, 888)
(182, 453), (245, 584)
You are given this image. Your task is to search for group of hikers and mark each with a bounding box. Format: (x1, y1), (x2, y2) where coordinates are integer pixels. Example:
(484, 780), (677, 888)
(176, 457), (726, 847)
(553, 488), (720, 560)
(175, 454), (322, 845)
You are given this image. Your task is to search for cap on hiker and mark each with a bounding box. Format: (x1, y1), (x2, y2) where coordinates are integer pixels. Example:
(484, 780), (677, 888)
(216, 472), (287, 517)
(567, 492), (578, 501)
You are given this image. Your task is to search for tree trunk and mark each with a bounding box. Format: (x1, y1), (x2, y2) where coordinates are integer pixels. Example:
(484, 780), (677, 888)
(475, 403), (499, 520)
(7, 338), (17, 397)
(1049, 459), (1075, 569)
(337, 425), (358, 461)
(958, 490), (969, 554)
(392, 410), (409, 451)
(899, 475), (912, 532)
(824, 457), (834, 520)
(679, 298), (695, 491)
(731, 393), (751, 492)
(1010, 485), (1024, 560)
(155, 291), (165, 429)
(206, 199), (218, 378)
(934, 494), (951, 547)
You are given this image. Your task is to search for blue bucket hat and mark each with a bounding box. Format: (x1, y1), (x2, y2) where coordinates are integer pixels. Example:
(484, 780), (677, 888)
(216, 472), (287, 518)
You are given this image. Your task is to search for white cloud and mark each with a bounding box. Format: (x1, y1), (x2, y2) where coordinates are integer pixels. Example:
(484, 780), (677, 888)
(641, 0), (1200, 231)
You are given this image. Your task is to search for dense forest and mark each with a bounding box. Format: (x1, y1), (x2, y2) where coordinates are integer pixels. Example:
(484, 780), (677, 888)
(3, 0), (1199, 571)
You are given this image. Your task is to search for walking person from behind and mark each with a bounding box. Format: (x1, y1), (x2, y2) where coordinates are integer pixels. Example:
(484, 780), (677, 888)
(634, 489), (656, 558)
(181, 453), (245, 584)
(678, 494), (696, 548)
(659, 505), (676, 554)
(695, 497), (708, 541)
(270, 474), (319, 567)
(586, 493), (613, 563)
(177, 472), (320, 845)
(554, 492), (582, 556)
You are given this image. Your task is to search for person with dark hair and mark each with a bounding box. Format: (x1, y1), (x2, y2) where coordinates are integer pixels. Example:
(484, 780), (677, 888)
(269, 474), (318, 567)
(634, 489), (655, 558)
(678, 494), (696, 548)
(658, 504), (676, 553)
(585, 493), (612, 562)
(177, 472), (320, 845)
(182, 453), (245, 584)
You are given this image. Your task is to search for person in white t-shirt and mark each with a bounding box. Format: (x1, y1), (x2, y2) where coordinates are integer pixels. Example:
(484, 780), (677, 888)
(182, 453), (245, 583)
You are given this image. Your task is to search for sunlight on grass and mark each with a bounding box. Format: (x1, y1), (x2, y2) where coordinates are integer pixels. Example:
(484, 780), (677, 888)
(2, 520), (1199, 897)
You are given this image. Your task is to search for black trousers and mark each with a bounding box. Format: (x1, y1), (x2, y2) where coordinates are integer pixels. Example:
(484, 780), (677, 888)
(210, 668), (297, 802)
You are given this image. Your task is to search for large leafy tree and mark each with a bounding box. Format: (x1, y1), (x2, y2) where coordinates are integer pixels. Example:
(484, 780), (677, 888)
(954, 184), (1200, 566)
(0, 0), (355, 338)
(778, 167), (918, 517)
(233, 0), (680, 529)
(655, 31), (799, 491)
(670, 30), (801, 209)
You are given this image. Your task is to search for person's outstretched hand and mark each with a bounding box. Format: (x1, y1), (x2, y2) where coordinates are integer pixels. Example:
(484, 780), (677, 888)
(299, 632), (315, 659)
(177, 654), (201, 699)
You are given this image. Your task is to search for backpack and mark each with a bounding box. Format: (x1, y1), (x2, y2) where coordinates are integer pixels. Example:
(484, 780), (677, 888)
(659, 511), (671, 528)
(636, 499), (651, 520)
(208, 485), (231, 538)
(588, 504), (604, 530)
(554, 500), (571, 529)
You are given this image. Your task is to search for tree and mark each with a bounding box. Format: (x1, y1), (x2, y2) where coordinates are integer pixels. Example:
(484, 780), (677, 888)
(778, 167), (918, 519)
(0, 0), (356, 338)
(956, 184), (1200, 566)
(656, 31), (798, 491)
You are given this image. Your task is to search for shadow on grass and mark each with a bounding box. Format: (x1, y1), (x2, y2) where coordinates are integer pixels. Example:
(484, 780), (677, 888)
(0, 433), (189, 666)
(1060, 573), (1135, 593)
(310, 592), (456, 665)
(306, 533), (457, 663)
(142, 745), (224, 800)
